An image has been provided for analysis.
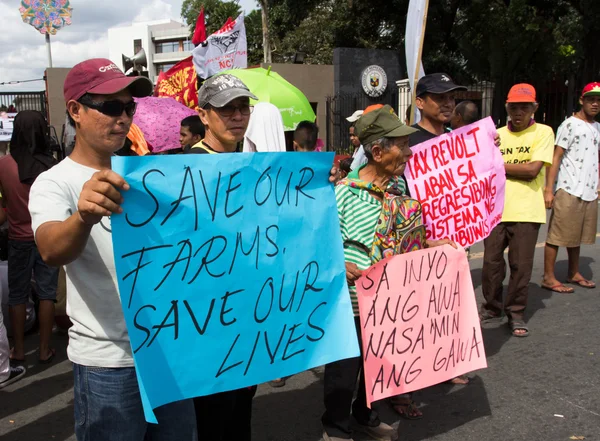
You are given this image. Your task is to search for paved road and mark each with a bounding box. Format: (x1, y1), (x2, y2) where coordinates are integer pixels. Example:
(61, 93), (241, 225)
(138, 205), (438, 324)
(1, 221), (599, 441)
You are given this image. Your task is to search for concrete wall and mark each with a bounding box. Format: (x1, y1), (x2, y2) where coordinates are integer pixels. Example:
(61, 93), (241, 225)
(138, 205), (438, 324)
(260, 63), (334, 136)
(46, 68), (70, 139)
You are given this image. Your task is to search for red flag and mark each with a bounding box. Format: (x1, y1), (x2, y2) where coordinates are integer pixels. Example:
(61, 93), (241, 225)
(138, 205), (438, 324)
(191, 7), (207, 46)
(156, 56), (199, 110)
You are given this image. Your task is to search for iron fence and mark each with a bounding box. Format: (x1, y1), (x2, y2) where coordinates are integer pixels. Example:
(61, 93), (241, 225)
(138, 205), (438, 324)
(0, 92), (46, 115)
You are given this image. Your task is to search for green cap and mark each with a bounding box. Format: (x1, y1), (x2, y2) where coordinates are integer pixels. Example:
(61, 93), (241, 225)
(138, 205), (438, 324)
(355, 105), (418, 145)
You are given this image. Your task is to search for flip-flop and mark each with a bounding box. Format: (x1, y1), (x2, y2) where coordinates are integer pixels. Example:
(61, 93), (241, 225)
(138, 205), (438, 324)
(39, 348), (56, 365)
(541, 283), (574, 294)
(566, 279), (596, 289)
(391, 400), (423, 420)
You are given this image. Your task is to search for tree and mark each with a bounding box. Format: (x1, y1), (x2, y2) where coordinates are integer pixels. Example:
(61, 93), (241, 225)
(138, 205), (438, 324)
(245, 10), (263, 65)
(257, 0), (272, 63)
(181, 0), (242, 35)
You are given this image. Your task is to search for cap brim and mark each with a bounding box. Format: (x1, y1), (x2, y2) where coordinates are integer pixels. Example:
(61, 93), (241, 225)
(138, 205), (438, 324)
(88, 76), (153, 98)
(418, 85), (467, 97)
(209, 89), (258, 108)
(583, 91), (600, 97)
(506, 98), (537, 103)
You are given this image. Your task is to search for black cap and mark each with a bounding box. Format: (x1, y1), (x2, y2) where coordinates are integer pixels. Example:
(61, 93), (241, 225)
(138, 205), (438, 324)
(416, 73), (467, 97)
(198, 74), (257, 108)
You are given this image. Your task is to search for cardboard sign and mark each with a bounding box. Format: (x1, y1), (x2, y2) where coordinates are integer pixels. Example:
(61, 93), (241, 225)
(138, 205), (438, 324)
(405, 117), (506, 247)
(111, 152), (359, 422)
(356, 245), (487, 406)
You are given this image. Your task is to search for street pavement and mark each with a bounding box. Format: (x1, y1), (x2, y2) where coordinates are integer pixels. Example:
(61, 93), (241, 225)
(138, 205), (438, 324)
(1, 220), (599, 441)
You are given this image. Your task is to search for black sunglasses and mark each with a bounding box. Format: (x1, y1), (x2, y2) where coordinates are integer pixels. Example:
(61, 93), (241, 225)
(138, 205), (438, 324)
(79, 96), (137, 118)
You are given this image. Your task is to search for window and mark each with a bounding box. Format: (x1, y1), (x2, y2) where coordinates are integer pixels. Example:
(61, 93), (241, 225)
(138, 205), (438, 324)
(133, 39), (142, 54)
(183, 40), (194, 51)
(155, 41), (179, 54)
(156, 63), (176, 73)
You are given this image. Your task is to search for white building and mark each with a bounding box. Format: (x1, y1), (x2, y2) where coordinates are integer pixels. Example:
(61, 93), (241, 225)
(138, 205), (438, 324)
(108, 19), (193, 83)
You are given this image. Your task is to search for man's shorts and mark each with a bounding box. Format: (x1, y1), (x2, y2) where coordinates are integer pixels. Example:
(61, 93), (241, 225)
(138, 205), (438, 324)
(546, 189), (598, 248)
(8, 240), (59, 306)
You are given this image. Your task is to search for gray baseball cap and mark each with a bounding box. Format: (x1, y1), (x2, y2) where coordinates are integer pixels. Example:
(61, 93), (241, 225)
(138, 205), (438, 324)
(198, 74), (257, 108)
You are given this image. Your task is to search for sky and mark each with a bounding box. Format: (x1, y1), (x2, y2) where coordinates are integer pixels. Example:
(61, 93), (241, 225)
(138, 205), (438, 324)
(0, 0), (258, 92)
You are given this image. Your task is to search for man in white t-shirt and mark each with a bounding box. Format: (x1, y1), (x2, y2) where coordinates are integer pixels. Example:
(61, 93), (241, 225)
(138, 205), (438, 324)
(542, 82), (600, 293)
(28, 59), (197, 440)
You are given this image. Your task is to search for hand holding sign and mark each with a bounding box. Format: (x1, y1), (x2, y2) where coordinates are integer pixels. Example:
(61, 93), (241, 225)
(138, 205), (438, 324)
(78, 170), (129, 224)
(356, 245), (487, 406)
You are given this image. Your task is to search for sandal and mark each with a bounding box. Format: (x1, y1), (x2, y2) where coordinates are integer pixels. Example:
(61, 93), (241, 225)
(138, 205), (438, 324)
(39, 348), (56, 365)
(541, 282), (574, 294)
(509, 321), (529, 338)
(390, 397), (423, 420)
(566, 278), (596, 289)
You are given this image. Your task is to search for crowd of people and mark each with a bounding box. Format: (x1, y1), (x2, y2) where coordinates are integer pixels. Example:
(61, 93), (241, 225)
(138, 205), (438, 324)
(0, 57), (598, 441)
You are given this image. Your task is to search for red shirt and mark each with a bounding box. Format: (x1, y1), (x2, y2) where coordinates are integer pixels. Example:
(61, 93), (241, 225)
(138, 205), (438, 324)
(0, 155), (34, 241)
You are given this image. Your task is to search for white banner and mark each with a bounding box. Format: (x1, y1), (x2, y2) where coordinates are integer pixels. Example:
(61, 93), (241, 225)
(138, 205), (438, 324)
(405, 0), (428, 123)
(192, 14), (248, 79)
(0, 113), (16, 142)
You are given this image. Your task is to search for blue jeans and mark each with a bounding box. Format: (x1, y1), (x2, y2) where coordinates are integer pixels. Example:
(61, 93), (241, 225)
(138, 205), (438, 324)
(73, 364), (197, 441)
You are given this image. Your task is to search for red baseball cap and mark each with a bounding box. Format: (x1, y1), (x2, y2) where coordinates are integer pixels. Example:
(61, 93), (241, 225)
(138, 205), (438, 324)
(582, 82), (600, 97)
(64, 58), (153, 103)
(506, 83), (537, 103)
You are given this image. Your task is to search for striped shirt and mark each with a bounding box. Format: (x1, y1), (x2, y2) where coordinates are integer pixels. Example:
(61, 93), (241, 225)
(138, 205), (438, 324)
(335, 181), (381, 315)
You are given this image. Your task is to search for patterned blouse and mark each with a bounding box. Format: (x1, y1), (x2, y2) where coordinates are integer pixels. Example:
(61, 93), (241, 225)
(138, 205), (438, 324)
(335, 165), (426, 315)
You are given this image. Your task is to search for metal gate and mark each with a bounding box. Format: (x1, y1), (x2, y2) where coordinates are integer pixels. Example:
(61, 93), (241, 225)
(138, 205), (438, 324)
(0, 91), (46, 116)
(325, 91), (399, 155)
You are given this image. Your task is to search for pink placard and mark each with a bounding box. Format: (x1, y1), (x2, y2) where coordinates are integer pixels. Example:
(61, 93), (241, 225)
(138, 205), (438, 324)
(356, 245), (487, 406)
(404, 117), (506, 248)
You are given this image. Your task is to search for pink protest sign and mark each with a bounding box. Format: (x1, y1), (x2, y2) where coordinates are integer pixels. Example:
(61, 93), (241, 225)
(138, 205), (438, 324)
(405, 117), (506, 247)
(356, 245), (487, 406)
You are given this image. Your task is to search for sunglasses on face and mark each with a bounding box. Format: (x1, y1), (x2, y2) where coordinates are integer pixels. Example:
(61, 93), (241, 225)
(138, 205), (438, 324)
(79, 97), (137, 118)
(207, 104), (253, 117)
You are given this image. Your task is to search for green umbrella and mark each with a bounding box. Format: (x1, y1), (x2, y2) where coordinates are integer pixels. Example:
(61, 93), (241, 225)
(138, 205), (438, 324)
(218, 67), (316, 131)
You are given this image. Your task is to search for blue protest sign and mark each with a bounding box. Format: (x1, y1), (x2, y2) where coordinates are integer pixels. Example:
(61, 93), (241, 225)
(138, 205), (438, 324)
(111, 152), (359, 422)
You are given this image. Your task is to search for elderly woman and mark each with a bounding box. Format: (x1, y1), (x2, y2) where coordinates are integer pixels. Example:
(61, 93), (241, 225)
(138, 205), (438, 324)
(322, 105), (454, 441)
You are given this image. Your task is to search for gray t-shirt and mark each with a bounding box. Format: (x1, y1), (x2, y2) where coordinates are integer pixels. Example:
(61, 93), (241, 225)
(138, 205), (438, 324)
(555, 116), (600, 201)
(29, 157), (133, 367)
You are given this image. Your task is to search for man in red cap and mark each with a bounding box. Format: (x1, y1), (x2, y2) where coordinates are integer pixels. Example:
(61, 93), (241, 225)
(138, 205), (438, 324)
(542, 82), (600, 293)
(28, 59), (197, 440)
(480, 84), (554, 337)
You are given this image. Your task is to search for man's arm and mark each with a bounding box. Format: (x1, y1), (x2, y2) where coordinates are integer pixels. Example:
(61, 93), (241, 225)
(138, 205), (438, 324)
(33, 169), (129, 267)
(544, 146), (565, 208)
(504, 161), (544, 181)
(35, 216), (93, 266)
